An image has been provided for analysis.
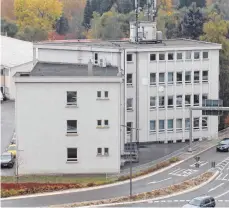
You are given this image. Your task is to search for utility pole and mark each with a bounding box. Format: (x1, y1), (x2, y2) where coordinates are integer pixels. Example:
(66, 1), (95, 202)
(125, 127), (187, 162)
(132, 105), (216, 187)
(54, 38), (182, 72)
(135, 0), (139, 43)
(121, 125), (140, 198)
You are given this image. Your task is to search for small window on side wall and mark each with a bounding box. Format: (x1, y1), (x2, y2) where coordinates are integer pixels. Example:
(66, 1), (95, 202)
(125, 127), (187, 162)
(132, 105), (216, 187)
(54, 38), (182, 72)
(203, 51), (209, 59)
(159, 53), (165, 61)
(127, 54), (133, 62)
(168, 53), (174, 60)
(150, 54), (156, 61)
(67, 148), (77, 161)
(177, 52), (183, 60)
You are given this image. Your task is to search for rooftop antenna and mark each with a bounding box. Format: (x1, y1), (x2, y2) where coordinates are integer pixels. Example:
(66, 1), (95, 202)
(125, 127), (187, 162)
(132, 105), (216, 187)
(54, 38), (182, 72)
(152, 0), (156, 22)
(135, 0), (139, 43)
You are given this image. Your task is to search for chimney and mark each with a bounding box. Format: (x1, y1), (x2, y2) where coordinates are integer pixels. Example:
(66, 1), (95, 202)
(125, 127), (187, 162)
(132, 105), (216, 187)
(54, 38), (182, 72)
(88, 59), (93, 76)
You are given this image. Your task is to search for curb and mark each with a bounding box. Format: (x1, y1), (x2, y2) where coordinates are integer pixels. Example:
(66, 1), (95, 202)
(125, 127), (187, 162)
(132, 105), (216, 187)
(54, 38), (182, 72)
(1, 141), (219, 201)
(78, 171), (219, 208)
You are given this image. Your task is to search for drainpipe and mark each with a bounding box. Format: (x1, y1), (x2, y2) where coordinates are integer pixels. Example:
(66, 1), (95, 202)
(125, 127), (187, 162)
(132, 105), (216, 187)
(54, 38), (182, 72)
(135, 50), (139, 146)
(123, 49), (127, 152)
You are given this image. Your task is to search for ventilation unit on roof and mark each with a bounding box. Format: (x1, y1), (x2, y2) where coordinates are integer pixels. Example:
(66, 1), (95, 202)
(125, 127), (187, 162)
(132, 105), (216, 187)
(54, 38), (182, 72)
(20, 73), (30, 77)
(99, 58), (107, 68)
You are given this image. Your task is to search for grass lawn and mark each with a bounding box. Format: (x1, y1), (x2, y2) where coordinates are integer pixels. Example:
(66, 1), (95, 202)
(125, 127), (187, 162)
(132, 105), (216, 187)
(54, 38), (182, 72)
(1, 175), (112, 185)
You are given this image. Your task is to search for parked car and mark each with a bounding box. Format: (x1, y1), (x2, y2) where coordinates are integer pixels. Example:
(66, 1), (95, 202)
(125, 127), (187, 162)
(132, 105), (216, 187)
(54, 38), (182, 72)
(7, 144), (17, 158)
(182, 196), (216, 208)
(216, 138), (229, 152)
(1, 152), (15, 168)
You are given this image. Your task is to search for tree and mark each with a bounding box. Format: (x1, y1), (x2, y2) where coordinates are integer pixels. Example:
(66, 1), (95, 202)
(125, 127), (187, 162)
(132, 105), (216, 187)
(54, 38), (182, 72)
(83, 0), (92, 28)
(181, 3), (204, 39)
(200, 13), (229, 129)
(16, 26), (48, 42)
(179, 0), (206, 8)
(0, 0), (16, 20)
(117, 0), (134, 14)
(160, 0), (173, 15)
(1, 18), (18, 37)
(55, 15), (69, 35)
(14, 0), (63, 31)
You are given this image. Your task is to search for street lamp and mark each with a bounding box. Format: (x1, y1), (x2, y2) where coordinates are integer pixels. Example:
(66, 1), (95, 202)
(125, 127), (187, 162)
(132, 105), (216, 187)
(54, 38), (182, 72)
(121, 124), (140, 198)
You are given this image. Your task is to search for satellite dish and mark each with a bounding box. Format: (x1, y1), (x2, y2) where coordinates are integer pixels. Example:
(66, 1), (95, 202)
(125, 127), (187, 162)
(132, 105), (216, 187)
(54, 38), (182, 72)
(158, 86), (164, 93)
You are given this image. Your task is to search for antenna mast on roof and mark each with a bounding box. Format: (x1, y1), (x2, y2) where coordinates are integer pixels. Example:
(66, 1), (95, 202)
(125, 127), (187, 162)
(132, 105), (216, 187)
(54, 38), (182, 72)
(135, 0), (139, 43)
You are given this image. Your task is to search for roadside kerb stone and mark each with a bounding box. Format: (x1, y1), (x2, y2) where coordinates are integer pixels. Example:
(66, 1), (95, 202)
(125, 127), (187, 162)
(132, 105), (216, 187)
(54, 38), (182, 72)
(59, 171), (217, 207)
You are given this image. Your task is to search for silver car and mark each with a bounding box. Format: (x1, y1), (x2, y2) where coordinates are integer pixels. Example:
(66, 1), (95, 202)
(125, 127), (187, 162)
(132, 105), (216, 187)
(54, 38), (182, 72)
(182, 196), (215, 208)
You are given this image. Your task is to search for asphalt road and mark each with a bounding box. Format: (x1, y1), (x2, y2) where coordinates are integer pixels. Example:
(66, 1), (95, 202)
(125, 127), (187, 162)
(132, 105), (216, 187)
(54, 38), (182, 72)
(2, 147), (229, 207)
(109, 155), (229, 208)
(1, 101), (15, 176)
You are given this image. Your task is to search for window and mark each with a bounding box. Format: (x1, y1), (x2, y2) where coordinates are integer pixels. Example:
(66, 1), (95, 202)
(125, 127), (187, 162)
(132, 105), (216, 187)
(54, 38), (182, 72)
(159, 120), (165, 132)
(185, 51), (192, 60)
(67, 91), (77, 105)
(167, 119), (174, 132)
(202, 71), (208, 82)
(104, 120), (109, 126)
(168, 96), (174, 108)
(194, 52), (200, 60)
(202, 117), (208, 129)
(194, 118), (199, 130)
(194, 71), (200, 83)
(176, 119), (182, 131)
(97, 91), (101, 98)
(127, 74), (133, 85)
(150, 54), (156, 61)
(150, 73), (156, 85)
(159, 96), (165, 108)
(127, 54), (133, 62)
(150, 96), (156, 109)
(185, 71), (191, 83)
(104, 91), (109, 98)
(185, 95), (191, 106)
(176, 95), (183, 107)
(185, 118), (190, 130)
(127, 98), (133, 110)
(67, 120), (77, 133)
(177, 52), (183, 60)
(104, 148), (109, 155)
(97, 120), (102, 126)
(168, 53), (174, 60)
(168, 72), (174, 84)
(159, 53), (165, 61)
(203, 51), (208, 59)
(159, 73), (165, 83)
(67, 148), (77, 161)
(202, 94), (208, 105)
(176, 72), (183, 84)
(97, 148), (102, 155)
(94, 53), (98, 64)
(150, 120), (156, 132)
(194, 94), (199, 106)
(127, 122), (132, 134)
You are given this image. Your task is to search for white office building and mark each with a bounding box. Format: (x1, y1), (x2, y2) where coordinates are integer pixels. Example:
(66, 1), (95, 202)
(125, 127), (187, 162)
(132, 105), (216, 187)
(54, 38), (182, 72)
(32, 25), (221, 147)
(15, 62), (122, 174)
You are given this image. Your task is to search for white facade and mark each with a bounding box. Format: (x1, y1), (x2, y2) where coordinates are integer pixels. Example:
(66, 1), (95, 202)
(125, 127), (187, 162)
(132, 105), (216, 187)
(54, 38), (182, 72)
(33, 39), (221, 148)
(15, 76), (122, 174)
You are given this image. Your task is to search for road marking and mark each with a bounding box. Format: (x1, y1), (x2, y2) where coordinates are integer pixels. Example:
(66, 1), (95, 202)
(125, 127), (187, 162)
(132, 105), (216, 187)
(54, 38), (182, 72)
(216, 172), (223, 180)
(208, 183), (224, 193)
(215, 190), (229, 199)
(222, 173), (228, 180)
(190, 161), (208, 168)
(148, 177), (172, 184)
(147, 199), (229, 203)
(169, 168), (198, 177)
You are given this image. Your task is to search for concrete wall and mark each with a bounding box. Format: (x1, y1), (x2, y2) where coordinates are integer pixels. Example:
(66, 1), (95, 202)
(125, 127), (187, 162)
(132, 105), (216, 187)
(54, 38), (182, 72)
(15, 81), (121, 174)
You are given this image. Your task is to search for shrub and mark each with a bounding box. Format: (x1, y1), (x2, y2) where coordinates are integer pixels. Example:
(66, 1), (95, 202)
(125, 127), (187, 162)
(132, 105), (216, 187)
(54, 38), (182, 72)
(86, 182), (96, 187)
(169, 157), (179, 163)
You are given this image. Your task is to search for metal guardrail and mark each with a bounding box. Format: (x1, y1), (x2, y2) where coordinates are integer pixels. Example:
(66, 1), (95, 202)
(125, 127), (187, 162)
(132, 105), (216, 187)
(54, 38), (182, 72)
(106, 128), (229, 181)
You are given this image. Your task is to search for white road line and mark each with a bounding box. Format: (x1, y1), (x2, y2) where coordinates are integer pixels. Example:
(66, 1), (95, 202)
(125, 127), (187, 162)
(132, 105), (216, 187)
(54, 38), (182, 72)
(216, 172), (223, 180)
(208, 183), (224, 193)
(215, 190), (229, 199)
(148, 177), (172, 184)
(169, 168), (181, 174)
(222, 174), (228, 180)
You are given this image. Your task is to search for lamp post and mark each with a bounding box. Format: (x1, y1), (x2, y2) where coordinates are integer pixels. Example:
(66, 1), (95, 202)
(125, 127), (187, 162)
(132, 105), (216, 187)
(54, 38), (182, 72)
(121, 124), (140, 198)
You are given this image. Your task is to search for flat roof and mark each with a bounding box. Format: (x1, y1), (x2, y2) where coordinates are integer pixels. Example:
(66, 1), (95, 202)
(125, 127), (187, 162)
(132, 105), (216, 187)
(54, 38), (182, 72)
(24, 62), (120, 77)
(35, 39), (221, 49)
